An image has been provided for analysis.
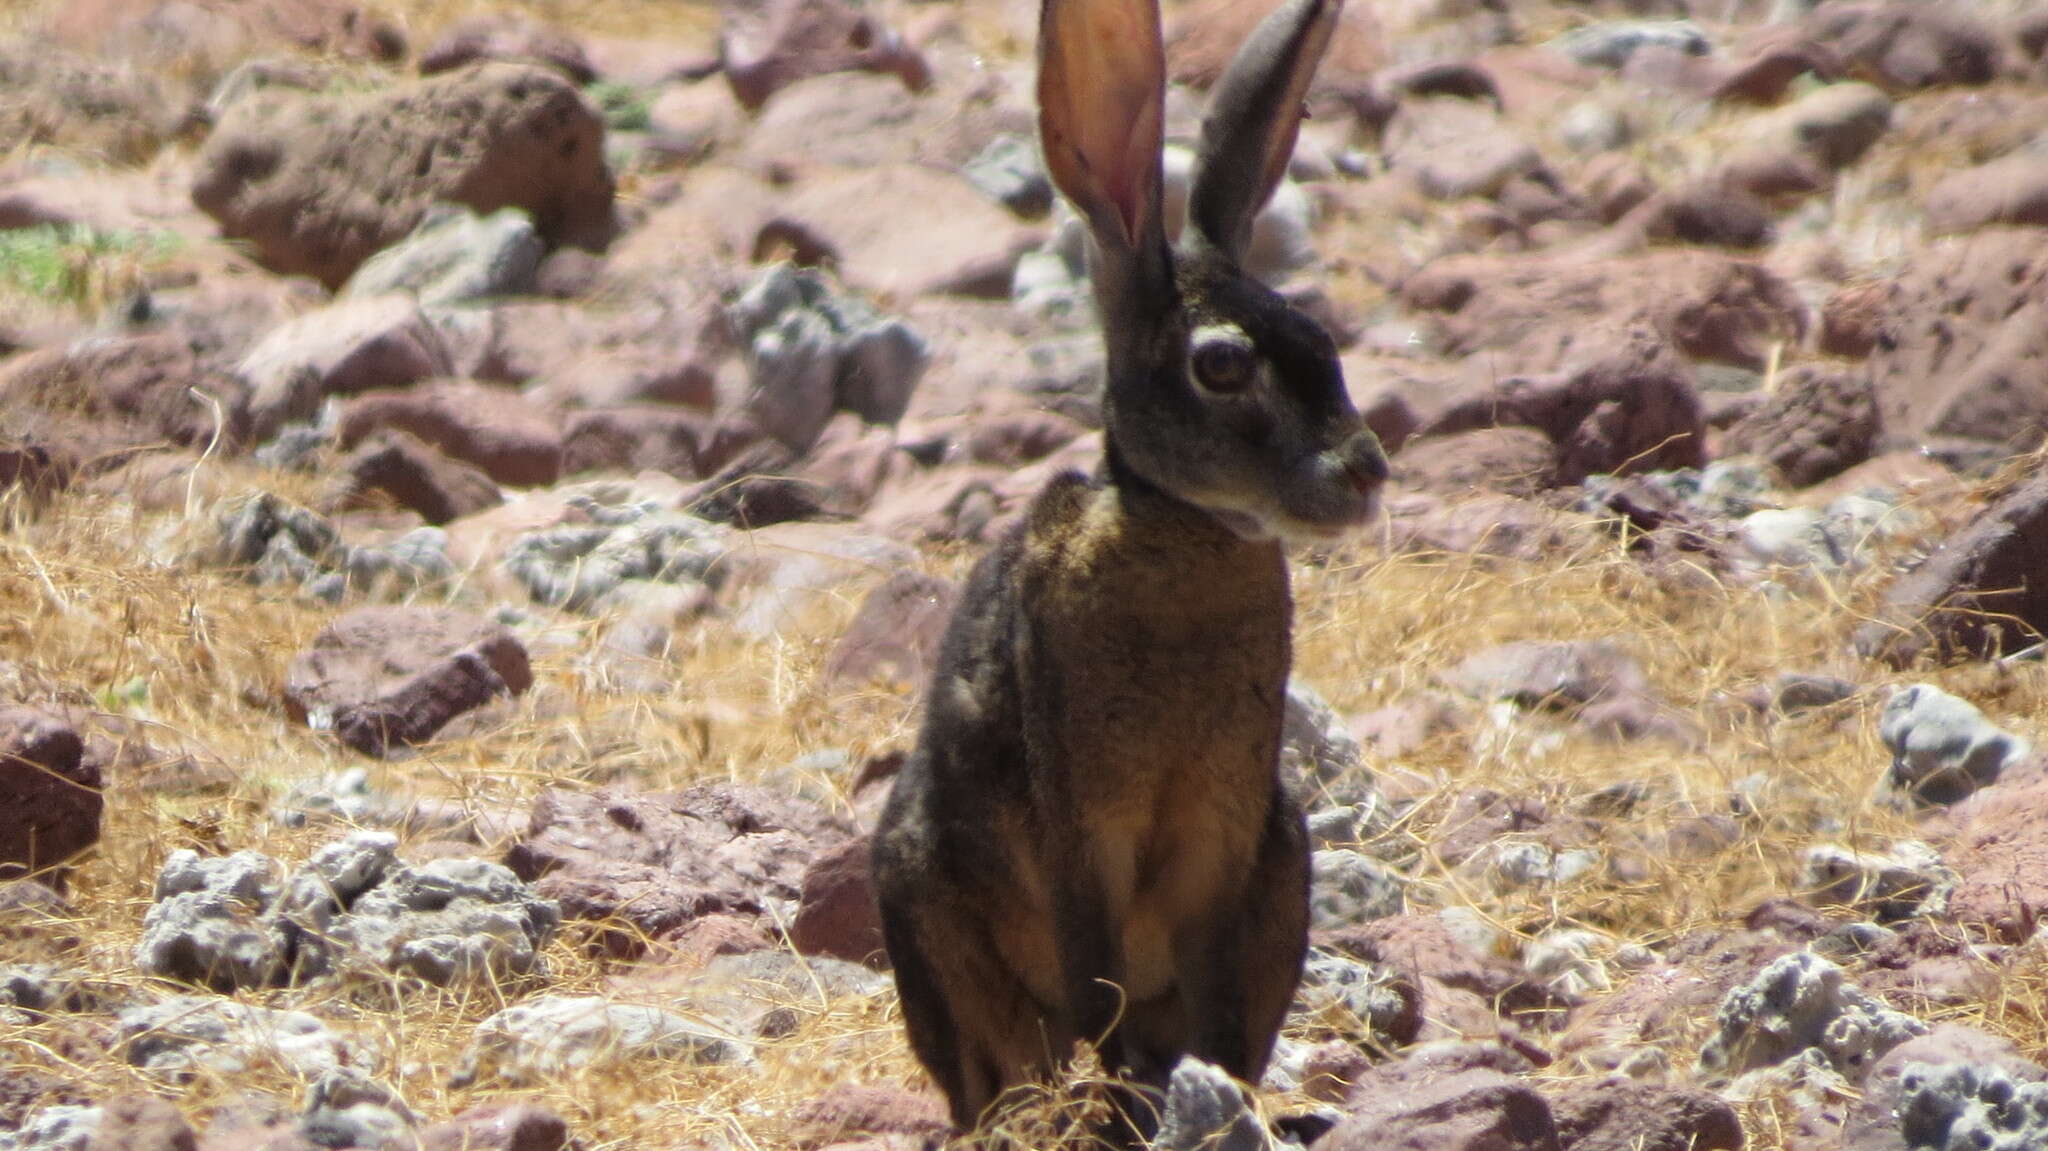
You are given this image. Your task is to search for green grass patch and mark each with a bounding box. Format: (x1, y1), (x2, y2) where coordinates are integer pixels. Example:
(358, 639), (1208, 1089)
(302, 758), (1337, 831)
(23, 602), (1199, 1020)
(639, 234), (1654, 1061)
(0, 223), (182, 310)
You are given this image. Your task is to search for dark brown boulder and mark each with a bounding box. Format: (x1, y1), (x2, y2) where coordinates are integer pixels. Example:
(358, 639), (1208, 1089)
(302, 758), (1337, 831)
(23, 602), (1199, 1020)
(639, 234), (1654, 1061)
(1854, 471), (2048, 665)
(0, 708), (102, 882)
(1723, 364), (1880, 487)
(282, 606), (533, 756)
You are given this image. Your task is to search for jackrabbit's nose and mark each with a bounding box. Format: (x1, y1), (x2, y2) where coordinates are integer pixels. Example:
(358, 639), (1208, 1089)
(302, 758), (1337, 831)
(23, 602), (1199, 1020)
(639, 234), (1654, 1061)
(1339, 435), (1389, 493)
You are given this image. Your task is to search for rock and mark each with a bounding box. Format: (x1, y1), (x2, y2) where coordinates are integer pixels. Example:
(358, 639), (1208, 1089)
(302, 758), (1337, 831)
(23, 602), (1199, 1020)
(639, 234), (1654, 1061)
(283, 846), (561, 985)
(1543, 1079), (1740, 1151)
(1712, 32), (1843, 104)
(0, 44), (177, 164)
(1320, 914), (1553, 1019)
(1296, 950), (1421, 1047)
(193, 62), (615, 289)
(496, 499), (726, 613)
(962, 133), (1052, 218)
(1723, 365), (1879, 487)
(1859, 230), (2048, 452)
(418, 14), (594, 83)
(737, 71), (1027, 174)
(1396, 428), (1557, 497)
(0, 708), (102, 881)
(1877, 685), (2030, 806)
(1941, 773), (2048, 941)
(0, 335), (254, 457)
(282, 607), (534, 756)
(341, 206), (544, 306)
(1165, 0), (1384, 90)
(788, 837), (883, 967)
(729, 263), (930, 452)
(560, 406), (720, 478)
(453, 996), (743, 1086)
(1310, 851), (1406, 929)
(785, 1086), (948, 1151)
(504, 783), (853, 956)
(1442, 640), (1648, 712)
(8, 1103), (102, 1150)
(1855, 473), (2048, 665)
(50, 0), (404, 64)
(1282, 682), (1368, 800)
(1746, 81), (1892, 170)
(1819, 281), (1888, 359)
(135, 850), (286, 991)
(1926, 153), (2048, 235)
(1698, 951), (1927, 1084)
(1843, 1025), (2048, 1150)
(415, 1103), (572, 1151)
(118, 997), (359, 1078)
(1799, 842), (1948, 922)
(297, 1071), (417, 1151)
(1553, 21), (1709, 71)
(1804, 4), (1998, 91)
(818, 571), (957, 690)
(1384, 98), (1544, 202)
(1315, 1067), (1559, 1151)
(1621, 179), (1774, 249)
(83, 1095), (197, 1151)
(1892, 1063), (2048, 1151)
(337, 381), (563, 487)
(237, 297), (453, 442)
(335, 430), (503, 525)
(1153, 1059), (1267, 1151)
(763, 165), (1042, 300)
(720, 0), (928, 110)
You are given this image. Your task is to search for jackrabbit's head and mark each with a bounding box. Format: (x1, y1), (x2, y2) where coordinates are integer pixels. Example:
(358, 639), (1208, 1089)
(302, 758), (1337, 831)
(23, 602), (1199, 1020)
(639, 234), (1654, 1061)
(1039, 0), (1385, 542)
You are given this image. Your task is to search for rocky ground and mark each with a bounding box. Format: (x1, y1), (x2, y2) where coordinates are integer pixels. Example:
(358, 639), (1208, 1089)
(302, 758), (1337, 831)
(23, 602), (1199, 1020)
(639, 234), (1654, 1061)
(6, 0), (2048, 1148)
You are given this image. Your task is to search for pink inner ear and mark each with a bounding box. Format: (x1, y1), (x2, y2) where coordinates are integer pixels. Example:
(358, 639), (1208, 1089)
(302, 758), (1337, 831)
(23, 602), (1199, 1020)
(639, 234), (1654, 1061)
(1111, 89), (1164, 249)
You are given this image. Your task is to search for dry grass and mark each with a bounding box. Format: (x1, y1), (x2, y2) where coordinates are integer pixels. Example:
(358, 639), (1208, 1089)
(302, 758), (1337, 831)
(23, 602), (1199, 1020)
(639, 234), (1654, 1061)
(4, 452), (2045, 1149)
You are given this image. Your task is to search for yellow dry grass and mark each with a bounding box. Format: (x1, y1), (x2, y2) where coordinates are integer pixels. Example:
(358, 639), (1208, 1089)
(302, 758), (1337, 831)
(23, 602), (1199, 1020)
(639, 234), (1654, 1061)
(5, 453), (2048, 1149)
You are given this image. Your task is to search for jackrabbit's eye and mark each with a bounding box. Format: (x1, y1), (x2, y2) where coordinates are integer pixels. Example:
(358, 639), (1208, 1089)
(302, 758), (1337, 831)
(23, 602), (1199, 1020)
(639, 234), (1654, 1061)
(1191, 333), (1258, 394)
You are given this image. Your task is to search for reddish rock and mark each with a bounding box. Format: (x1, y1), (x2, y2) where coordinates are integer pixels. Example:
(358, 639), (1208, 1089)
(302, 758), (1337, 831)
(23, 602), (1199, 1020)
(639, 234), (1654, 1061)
(194, 62), (615, 289)
(660, 913), (775, 969)
(335, 429), (504, 525)
(1166, 0), (1384, 89)
(1805, 4), (1999, 91)
(1714, 147), (1829, 201)
(1939, 773), (2048, 940)
(1316, 1067), (1559, 1151)
(1320, 914), (1554, 1017)
(0, 707), (103, 881)
(1559, 932), (1797, 1065)
(1381, 492), (1594, 562)
(787, 1085), (948, 1151)
(49, 0), (405, 63)
(1385, 98), (1544, 202)
(1926, 153), (2048, 235)
(86, 1095), (197, 1151)
(237, 297), (454, 441)
(1842, 1025), (2046, 1148)
(763, 166), (1043, 300)
(338, 381), (564, 487)
(1619, 179), (1774, 249)
(737, 72), (1027, 174)
(1723, 364), (1879, 487)
(419, 14), (594, 83)
(1395, 428), (1557, 497)
(0, 438), (72, 508)
(416, 1103), (572, 1151)
(1579, 155), (1656, 225)
(789, 836), (884, 967)
(1401, 250), (1805, 373)
(559, 407), (730, 480)
(720, 0), (930, 110)
(819, 571), (958, 689)
(0, 335), (253, 453)
(1545, 1078), (1741, 1151)
(1818, 281), (1889, 358)
(540, 349), (719, 411)
(504, 783), (853, 957)
(283, 607), (534, 757)
(1419, 327), (1705, 484)
(1712, 32), (1843, 104)
(1863, 229), (2048, 450)
(1854, 471), (2048, 665)
(793, 416), (911, 517)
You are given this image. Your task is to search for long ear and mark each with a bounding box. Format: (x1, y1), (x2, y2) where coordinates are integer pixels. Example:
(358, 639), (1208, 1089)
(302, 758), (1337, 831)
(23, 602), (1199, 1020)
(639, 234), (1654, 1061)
(1039, 0), (1170, 313)
(1187, 0), (1341, 263)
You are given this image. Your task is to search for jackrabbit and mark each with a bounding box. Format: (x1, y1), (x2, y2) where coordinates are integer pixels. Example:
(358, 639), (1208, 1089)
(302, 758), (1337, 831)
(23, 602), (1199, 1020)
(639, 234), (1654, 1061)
(870, 0), (1386, 1134)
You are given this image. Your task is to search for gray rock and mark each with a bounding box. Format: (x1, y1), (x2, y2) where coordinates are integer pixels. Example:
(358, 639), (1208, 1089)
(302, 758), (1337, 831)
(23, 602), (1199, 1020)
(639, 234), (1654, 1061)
(1750, 81), (1893, 170)
(0, 1106), (100, 1151)
(453, 995), (745, 1086)
(728, 263), (929, 451)
(1283, 681), (1370, 801)
(1552, 20), (1711, 69)
(501, 501), (726, 612)
(236, 296), (453, 441)
(342, 205), (544, 306)
(1800, 841), (1951, 922)
(1558, 101), (1634, 153)
(1310, 849), (1405, 928)
(1464, 841), (1603, 892)
(1897, 1061), (2048, 1151)
(326, 856), (560, 985)
(298, 1070), (418, 1151)
(1153, 1058), (1270, 1151)
(962, 133), (1052, 217)
(1739, 507), (1852, 571)
(117, 996), (360, 1078)
(272, 768), (411, 829)
(1880, 685), (2031, 806)
(204, 491), (339, 573)
(1522, 928), (1612, 998)
(1296, 949), (1413, 1040)
(135, 850), (287, 991)
(1699, 951), (1928, 1084)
